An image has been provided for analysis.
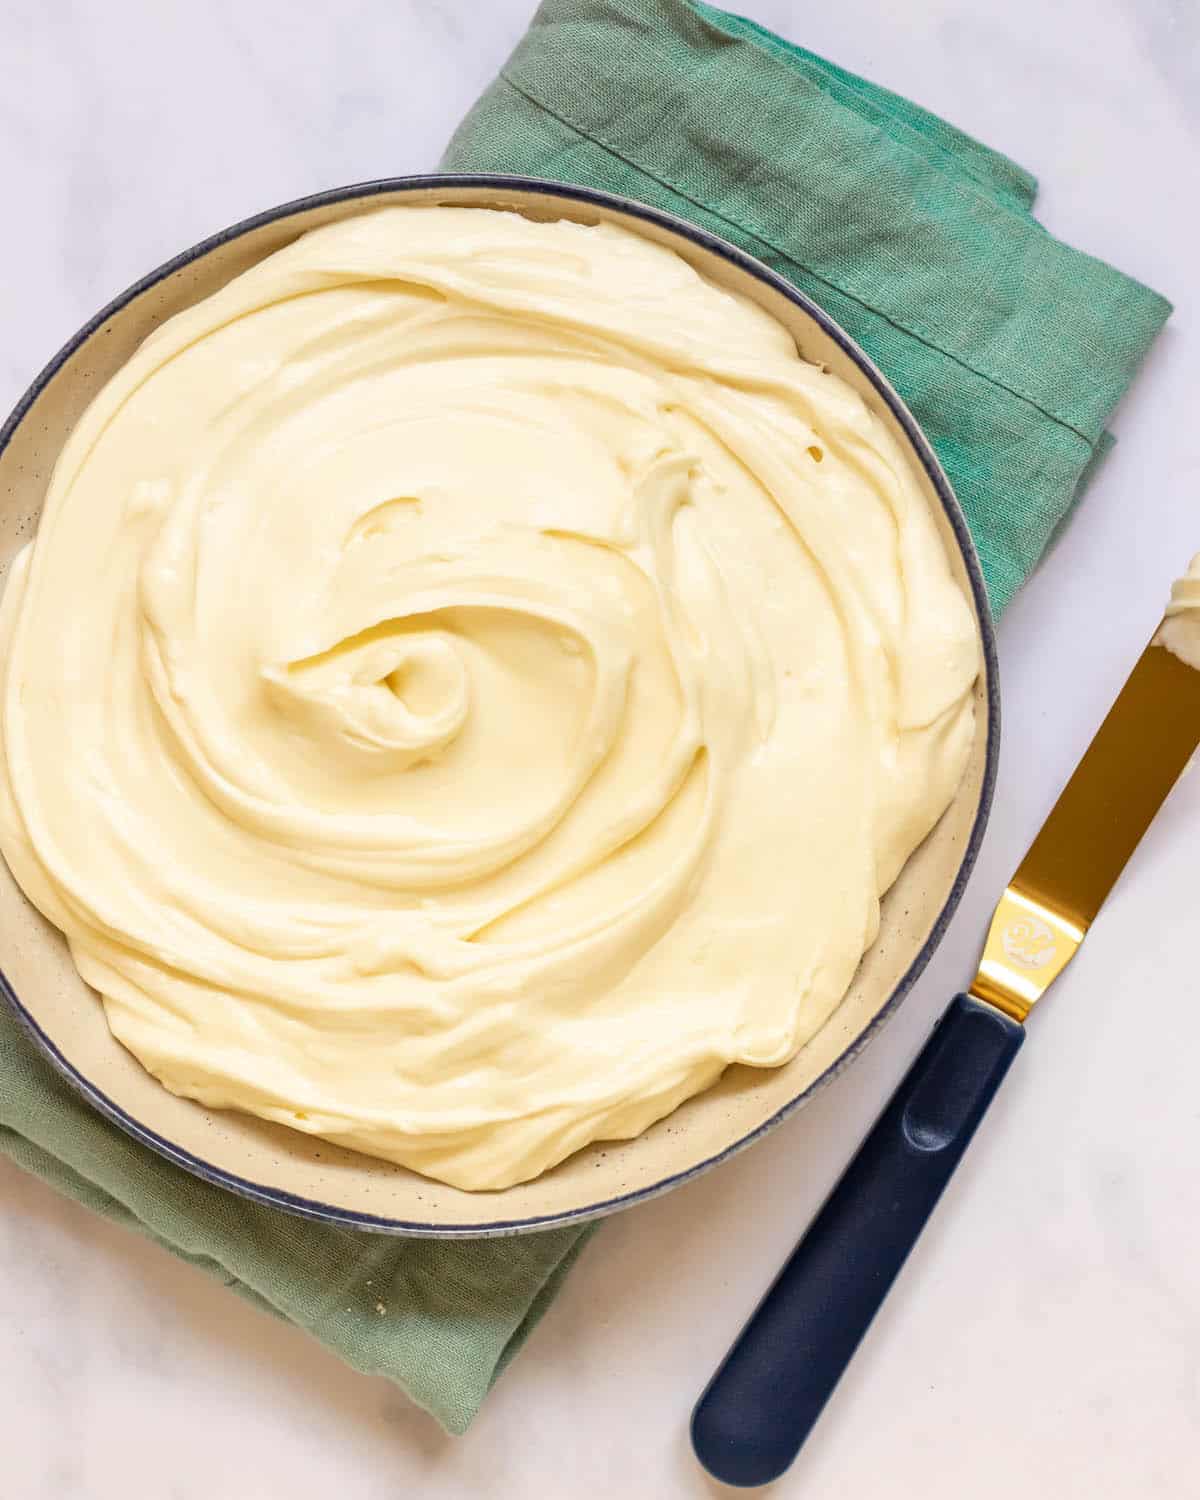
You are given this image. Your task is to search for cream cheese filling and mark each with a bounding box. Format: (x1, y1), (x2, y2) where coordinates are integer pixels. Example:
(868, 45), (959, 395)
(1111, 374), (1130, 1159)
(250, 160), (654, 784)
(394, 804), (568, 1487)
(0, 207), (980, 1189)
(1156, 553), (1200, 671)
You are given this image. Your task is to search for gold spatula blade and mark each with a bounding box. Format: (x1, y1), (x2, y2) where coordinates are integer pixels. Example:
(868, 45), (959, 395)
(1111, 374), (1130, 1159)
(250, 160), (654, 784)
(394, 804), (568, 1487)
(694, 610), (1200, 1488)
(972, 638), (1200, 1022)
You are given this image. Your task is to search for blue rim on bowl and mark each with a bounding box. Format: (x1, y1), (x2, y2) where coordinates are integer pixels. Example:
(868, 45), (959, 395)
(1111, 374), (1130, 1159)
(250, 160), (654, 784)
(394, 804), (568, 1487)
(0, 175), (999, 1235)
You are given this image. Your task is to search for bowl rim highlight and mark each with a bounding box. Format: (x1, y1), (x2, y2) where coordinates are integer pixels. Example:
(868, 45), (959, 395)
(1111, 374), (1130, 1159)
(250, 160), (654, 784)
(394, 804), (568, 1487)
(0, 175), (1000, 1235)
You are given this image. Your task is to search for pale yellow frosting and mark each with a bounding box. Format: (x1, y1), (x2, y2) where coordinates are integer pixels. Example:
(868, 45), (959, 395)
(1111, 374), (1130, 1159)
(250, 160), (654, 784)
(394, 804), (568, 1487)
(1156, 554), (1200, 671)
(0, 207), (980, 1189)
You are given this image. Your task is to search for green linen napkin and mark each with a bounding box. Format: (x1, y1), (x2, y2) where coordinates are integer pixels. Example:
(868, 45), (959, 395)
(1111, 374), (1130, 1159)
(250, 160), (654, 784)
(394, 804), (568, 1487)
(0, 0), (1170, 1437)
(446, 0), (1172, 611)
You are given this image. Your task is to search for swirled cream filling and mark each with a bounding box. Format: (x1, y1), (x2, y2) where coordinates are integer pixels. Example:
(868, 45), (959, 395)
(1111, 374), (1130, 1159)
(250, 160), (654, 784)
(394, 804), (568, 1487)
(0, 207), (980, 1189)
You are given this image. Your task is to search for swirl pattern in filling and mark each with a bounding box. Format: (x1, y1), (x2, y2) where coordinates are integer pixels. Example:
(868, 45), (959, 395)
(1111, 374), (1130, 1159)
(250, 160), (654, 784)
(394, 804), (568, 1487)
(0, 208), (980, 1188)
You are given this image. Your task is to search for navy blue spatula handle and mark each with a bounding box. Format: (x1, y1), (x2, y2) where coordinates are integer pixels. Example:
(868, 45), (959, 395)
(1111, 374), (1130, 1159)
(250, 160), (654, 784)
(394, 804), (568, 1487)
(691, 993), (1025, 1488)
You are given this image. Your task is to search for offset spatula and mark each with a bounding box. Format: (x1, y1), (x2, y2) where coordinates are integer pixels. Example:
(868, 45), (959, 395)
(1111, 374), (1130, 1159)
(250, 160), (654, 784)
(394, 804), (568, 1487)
(692, 624), (1200, 1488)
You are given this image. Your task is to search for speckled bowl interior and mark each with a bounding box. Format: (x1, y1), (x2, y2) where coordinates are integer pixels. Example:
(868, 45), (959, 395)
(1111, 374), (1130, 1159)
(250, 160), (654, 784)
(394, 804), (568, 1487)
(0, 177), (998, 1235)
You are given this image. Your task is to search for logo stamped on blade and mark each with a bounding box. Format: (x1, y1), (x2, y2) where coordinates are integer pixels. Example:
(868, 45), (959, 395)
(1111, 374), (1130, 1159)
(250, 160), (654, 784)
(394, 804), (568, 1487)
(1001, 916), (1058, 969)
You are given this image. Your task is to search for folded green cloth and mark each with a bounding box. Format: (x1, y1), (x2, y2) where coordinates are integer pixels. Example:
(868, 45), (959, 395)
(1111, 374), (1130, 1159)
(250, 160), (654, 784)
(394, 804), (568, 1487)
(446, 0), (1171, 611)
(0, 0), (1170, 1437)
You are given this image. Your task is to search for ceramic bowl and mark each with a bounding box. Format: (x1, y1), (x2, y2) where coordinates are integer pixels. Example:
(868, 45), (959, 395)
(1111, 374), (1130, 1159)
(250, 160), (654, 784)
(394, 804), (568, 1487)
(0, 176), (998, 1235)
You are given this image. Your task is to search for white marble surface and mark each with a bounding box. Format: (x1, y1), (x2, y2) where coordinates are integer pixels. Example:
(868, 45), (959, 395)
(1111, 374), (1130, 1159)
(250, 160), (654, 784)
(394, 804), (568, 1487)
(2, 0), (1198, 1495)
